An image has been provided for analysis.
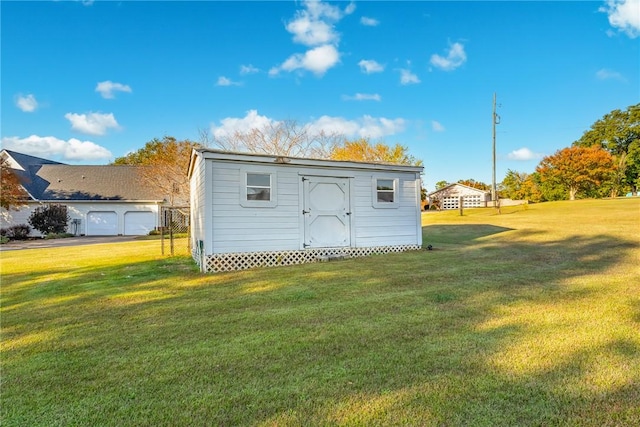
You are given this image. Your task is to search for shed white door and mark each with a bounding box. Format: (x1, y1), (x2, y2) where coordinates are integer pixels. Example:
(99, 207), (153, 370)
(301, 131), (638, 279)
(124, 211), (156, 235)
(303, 176), (351, 248)
(87, 211), (118, 235)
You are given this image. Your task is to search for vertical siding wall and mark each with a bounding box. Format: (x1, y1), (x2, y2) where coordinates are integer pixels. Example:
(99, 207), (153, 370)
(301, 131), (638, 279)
(205, 159), (421, 255)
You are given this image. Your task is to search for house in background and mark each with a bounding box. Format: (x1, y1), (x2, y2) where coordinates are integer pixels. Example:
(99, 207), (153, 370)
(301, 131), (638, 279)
(1, 149), (164, 236)
(427, 183), (492, 210)
(188, 149), (424, 273)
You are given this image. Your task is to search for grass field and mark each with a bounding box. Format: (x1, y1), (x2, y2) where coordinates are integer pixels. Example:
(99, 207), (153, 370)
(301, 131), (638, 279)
(1, 198), (639, 426)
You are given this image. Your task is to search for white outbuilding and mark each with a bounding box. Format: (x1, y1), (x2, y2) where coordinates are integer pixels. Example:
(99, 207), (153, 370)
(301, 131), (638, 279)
(427, 183), (492, 210)
(188, 149), (424, 272)
(1, 149), (163, 237)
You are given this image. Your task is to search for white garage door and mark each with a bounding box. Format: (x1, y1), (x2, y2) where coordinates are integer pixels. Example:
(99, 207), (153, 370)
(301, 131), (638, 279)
(87, 211), (118, 235)
(124, 211), (156, 236)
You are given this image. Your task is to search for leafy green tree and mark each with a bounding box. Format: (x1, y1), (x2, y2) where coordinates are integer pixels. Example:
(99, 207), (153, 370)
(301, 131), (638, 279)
(28, 204), (69, 235)
(573, 103), (640, 195)
(536, 146), (615, 200)
(625, 140), (640, 195)
(330, 138), (422, 166)
(501, 170), (528, 200)
(113, 136), (200, 205)
(435, 180), (449, 190)
(532, 171), (565, 202)
(501, 170), (543, 202)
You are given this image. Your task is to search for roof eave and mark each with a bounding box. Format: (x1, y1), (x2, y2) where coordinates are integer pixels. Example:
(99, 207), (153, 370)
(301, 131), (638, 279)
(196, 148), (424, 173)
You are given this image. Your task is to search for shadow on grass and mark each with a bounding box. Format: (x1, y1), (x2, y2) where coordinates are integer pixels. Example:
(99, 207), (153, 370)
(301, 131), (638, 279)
(2, 225), (639, 426)
(423, 224), (514, 246)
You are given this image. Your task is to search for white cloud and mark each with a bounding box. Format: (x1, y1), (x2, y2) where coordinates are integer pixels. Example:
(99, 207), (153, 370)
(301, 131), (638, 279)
(210, 110), (276, 139)
(308, 115), (406, 139)
(507, 147), (543, 161)
(342, 93), (381, 101)
(600, 0), (640, 38)
(1, 135), (112, 161)
(596, 68), (627, 82)
(275, 0), (351, 77)
(216, 76), (242, 86)
(210, 110), (406, 141)
(240, 64), (260, 74)
(270, 44), (340, 76)
(360, 17), (379, 26)
(285, 0), (349, 46)
(430, 42), (467, 71)
(344, 2), (356, 15)
(431, 120), (445, 132)
(399, 69), (420, 85)
(287, 17), (337, 46)
(358, 59), (384, 74)
(306, 115), (360, 136)
(64, 112), (120, 136)
(95, 81), (132, 99)
(15, 94), (38, 112)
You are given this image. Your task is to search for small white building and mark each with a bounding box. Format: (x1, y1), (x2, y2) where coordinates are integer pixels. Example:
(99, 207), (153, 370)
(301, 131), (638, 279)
(1, 150), (163, 236)
(188, 149), (424, 272)
(427, 183), (491, 210)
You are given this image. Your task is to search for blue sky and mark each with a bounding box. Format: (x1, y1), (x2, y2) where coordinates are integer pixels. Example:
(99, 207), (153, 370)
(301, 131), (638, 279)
(1, 0), (638, 191)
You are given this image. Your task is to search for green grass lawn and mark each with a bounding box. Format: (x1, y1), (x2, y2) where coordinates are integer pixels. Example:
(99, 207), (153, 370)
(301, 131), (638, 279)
(2, 198), (639, 426)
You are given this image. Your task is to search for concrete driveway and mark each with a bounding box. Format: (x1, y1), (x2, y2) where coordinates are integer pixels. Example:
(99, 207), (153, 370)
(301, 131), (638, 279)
(0, 236), (141, 251)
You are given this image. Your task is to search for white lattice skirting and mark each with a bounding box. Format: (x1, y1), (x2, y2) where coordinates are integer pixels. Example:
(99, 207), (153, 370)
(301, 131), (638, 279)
(194, 245), (421, 273)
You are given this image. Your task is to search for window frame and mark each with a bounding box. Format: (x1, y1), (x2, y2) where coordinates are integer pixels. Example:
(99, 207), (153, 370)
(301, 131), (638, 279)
(372, 176), (400, 209)
(240, 169), (278, 208)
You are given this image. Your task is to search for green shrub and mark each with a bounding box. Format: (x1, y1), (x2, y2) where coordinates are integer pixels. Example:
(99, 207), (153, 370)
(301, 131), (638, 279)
(0, 224), (31, 240)
(28, 204), (70, 235)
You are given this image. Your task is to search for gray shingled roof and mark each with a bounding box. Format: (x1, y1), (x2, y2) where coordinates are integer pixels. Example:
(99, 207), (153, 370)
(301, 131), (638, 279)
(4, 150), (163, 201)
(29, 165), (162, 201)
(3, 149), (63, 167)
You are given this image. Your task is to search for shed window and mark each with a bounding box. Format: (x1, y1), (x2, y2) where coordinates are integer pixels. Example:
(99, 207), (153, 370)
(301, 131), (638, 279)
(241, 170), (278, 208)
(372, 177), (399, 208)
(377, 179), (395, 203)
(247, 173), (271, 201)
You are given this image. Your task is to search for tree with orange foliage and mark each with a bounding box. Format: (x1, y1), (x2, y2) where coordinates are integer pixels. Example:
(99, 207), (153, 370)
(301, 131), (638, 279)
(330, 138), (422, 166)
(456, 179), (490, 191)
(573, 103), (639, 195)
(112, 136), (200, 205)
(1, 158), (28, 210)
(535, 146), (615, 200)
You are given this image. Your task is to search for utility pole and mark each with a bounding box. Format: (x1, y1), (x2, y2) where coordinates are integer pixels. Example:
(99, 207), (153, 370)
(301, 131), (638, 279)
(491, 93), (500, 207)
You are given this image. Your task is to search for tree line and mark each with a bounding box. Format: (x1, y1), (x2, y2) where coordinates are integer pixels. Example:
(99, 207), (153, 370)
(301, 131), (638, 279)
(438, 103), (639, 201)
(2, 103), (636, 211)
(110, 130), (420, 206)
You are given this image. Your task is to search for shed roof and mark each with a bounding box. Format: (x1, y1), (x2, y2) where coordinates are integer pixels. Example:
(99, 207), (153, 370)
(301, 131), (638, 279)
(189, 148), (424, 178)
